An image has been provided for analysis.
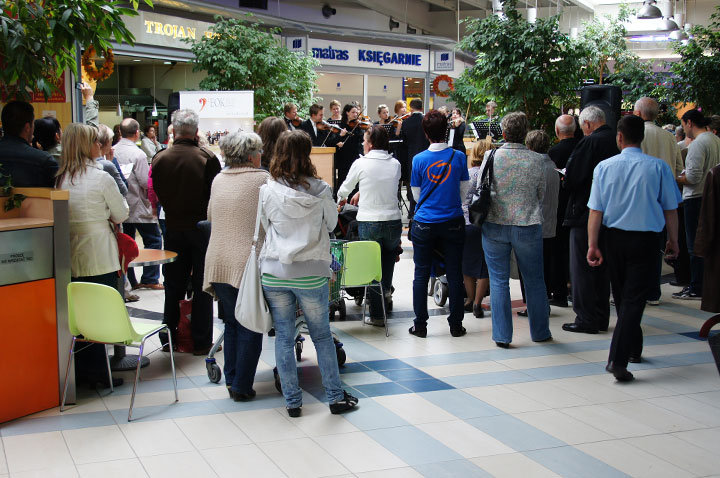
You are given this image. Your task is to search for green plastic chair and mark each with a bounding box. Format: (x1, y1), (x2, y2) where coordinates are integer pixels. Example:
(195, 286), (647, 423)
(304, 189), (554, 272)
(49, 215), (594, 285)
(60, 282), (178, 421)
(341, 240), (388, 337)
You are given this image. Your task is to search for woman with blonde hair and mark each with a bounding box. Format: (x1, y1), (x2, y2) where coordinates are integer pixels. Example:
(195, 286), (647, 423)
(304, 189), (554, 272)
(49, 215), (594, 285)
(57, 123), (129, 388)
(328, 100), (342, 122)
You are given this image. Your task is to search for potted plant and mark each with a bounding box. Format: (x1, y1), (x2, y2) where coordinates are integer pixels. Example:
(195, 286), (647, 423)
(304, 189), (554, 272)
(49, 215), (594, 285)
(0, 165), (26, 212)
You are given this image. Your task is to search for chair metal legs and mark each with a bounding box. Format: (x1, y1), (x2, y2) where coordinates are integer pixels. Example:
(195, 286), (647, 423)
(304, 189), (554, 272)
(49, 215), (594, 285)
(128, 340), (144, 422)
(360, 283), (389, 337)
(167, 326), (178, 403)
(60, 336), (77, 412)
(104, 345), (114, 393)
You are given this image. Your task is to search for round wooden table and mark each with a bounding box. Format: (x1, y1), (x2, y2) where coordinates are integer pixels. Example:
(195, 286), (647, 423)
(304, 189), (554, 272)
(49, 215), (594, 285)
(111, 249), (178, 371)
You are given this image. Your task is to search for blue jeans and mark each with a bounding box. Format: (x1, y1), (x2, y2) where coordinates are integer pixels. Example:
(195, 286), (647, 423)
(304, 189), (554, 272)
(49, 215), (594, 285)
(411, 216), (465, 328)
(358, 220), (402, 318)
(482, 222), (551, 344)
(123, 222), (162, 286)
(684, 197), (704, 294)
(263, 283), (343, 408)
(213, 283), (263, 394)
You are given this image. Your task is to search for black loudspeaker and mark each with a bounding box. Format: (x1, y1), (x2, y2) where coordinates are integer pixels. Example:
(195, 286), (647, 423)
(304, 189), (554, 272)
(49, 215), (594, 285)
(167, 92), (179, 123)
(239, 0), (268, 9)
(580, 85), (622, 131)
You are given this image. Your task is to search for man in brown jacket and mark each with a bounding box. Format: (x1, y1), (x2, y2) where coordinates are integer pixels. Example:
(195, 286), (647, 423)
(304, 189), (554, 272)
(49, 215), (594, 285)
(695, 164), (720, 313)
(152, 109), (222, 355)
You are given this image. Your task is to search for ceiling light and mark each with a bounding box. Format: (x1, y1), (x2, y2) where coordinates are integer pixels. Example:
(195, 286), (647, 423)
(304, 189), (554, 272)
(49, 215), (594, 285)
(163, 61), (172, 65)
(658, 16), (680, 31)
(637, 0), (662, 19)
(132, 59), (142, 62)
(669, 29), (688, 40)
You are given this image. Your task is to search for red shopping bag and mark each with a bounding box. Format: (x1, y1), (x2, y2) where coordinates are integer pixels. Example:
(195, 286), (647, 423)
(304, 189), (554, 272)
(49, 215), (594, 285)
(176, 299), (194, 353)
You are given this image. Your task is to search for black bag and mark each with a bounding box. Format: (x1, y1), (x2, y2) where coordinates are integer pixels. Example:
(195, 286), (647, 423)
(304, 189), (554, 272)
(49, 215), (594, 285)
(469, 148), (496, 227)
(408, 150), (454, 241)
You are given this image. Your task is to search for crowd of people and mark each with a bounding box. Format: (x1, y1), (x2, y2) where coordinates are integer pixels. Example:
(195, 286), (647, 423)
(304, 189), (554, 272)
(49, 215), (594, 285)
(1, 89), (718, 410)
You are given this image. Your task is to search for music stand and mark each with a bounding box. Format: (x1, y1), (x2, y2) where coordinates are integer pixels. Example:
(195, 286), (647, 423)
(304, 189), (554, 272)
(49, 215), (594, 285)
(380, 123), (395, 136)
(471, 120), (502, 140)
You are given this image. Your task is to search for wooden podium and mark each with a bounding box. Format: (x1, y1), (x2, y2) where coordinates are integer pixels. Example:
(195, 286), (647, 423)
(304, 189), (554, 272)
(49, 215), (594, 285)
(311, 147), (336, 189)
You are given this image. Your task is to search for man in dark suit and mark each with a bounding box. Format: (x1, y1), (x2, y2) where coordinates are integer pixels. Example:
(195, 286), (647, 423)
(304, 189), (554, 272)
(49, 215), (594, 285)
(298, 104), (346, 147)
(282, 103), (298, 131)
(562, 106), (619, 334)
(0, 101), (58, 187)
(546, 114), (580, 307)
(400, 99), (429, 218)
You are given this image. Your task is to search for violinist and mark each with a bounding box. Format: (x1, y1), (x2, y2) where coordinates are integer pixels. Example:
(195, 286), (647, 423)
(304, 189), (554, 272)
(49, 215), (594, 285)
(298, 104), (347, 147)
(448, 108), (467, 155)
(376, 104), (391, 125)
(283, 103), (299, 130)
(328, 100), (342, 124)
(334, 104), (366, 193)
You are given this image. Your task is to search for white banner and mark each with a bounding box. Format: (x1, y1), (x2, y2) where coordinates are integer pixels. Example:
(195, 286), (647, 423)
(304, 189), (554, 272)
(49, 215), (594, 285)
(179, 91), (255, 152)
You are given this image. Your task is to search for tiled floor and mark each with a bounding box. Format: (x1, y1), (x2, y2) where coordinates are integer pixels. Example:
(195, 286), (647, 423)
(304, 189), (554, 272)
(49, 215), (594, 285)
(2, 237), (719, 478)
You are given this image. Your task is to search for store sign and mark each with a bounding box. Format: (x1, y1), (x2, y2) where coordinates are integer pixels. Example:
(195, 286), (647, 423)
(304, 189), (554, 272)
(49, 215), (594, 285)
(0, 228), (53, 287)
(121, 12), (215, 49)
(434, 51), (455, 72)
(306, 39), (429, 72)
(286, 36), (308, 54)
(179, 91), (255, 142)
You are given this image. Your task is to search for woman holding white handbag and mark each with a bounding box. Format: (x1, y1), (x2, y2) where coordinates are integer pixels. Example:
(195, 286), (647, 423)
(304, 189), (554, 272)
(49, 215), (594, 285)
(203, 131), (269, 402)
(259, 130), (359, 418)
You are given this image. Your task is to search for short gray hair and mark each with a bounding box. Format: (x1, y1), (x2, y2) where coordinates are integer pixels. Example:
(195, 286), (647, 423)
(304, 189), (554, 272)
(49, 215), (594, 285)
(172, 109), (199, 138)
(634, 97), (659, 121)
(675, 126), (685, 140)
(579, 105), (605, 126)
(501, 112), (529, 143)
(555, 115), (576, 136)
(220, 131), (262, 168)
(97, 124), (114, 146)
(486, 101), (497, 108)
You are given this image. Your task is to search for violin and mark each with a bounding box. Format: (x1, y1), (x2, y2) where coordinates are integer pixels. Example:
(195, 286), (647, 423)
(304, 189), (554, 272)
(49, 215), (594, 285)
(389, 113), (411, 125)
(347, 118), (372, 130)
(291, 117), (304, 127)
(316, 120), (344, 134)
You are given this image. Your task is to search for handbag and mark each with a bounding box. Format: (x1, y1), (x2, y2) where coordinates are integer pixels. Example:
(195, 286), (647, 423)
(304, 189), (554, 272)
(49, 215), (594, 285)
(176, 299), (195, 353)
(234, 200), (273, 334)
(408, 150), (455, 241)
(469, 148), (496, 227)
(114, 224), (139, 274)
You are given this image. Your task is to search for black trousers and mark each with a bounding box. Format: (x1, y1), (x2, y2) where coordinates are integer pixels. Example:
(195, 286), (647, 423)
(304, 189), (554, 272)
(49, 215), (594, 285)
(163, 228), (213, 350)
(606, 228), (658, 368)
(569, 226), (610, 331)
(546, 226), (570, 301)
(673, 203), (691, 284)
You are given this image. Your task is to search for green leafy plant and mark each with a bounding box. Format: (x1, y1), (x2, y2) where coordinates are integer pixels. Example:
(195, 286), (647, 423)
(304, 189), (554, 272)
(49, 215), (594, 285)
(0, 165), (26, 212)
(0, 0), (152, 101)
(186, 15), (320, 122)
(457, 0), (583, 131)
(665, 5), (720, 114)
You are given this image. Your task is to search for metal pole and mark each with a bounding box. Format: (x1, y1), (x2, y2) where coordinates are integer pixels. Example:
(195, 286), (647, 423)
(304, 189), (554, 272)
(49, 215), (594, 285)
(74, 42), (84, 123)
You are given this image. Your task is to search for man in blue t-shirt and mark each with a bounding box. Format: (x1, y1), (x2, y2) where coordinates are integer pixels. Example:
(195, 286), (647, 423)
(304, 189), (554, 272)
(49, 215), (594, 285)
(408, 110), (470, 339)
(586, 115), (681, 382)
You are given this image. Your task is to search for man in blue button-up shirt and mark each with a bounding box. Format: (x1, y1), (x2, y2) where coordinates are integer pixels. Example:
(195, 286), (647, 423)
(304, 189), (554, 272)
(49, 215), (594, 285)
(586, 115), (681, 382)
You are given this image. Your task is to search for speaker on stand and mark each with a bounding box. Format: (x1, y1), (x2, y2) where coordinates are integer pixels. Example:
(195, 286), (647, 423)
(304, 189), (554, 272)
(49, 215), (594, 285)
(580, 85), (622, 131)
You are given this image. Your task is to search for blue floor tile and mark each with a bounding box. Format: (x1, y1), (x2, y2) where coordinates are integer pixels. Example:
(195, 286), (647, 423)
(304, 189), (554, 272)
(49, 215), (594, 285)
(339, 362), (373, 374)
(525, 446), (630, 478)
(642, 316), (698, 334)
(467, 415), (565, 451)
(366, 425), (464, 465)
(340, 398), (411, 430)
(403, 351), (498, 368)
(656, 303), (715, 320)
(522, 362), (606, 380)
(353, 381), (412, 397)
(0, 411), (116, 437)
(362, 359), (413, 371)
(679, 331), (719, 341)
(414, 459), (492, 477)
(643, 333), (698, 345)
(331, 329), (393, 361)
(396, 378), (454, 393)
(443, 370), (536, 388)
(419, 389), (505, 419)
(379, 368), (435, 381)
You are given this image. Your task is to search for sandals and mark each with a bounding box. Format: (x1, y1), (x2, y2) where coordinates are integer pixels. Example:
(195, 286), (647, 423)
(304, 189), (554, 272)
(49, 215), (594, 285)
(329, 390), (359, 414)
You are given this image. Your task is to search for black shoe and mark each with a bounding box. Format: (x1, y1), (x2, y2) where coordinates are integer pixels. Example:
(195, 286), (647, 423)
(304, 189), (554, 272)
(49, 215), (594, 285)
(473, 304), (484, 318)
(562, 323), (598, 334)
(330, 390), (359, 414)
(517, 309), (528, 317)
(408, 325), (427, 338)
(450, 326), (467, 337)
(549, 298), (568, 308)
(231, 389), (257, 402)
(287, 406), (302, 418)
(672, 287), (701, 300)
(464, 302), (473, 312)
(669, 280), (687, 287)
(606, 362), (634, 382)
(495, 341), (510, 349)
(628, 355), (642, 364)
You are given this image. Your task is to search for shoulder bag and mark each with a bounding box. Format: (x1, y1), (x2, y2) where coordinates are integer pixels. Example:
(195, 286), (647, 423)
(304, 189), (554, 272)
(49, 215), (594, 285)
(408, 150), (455, 241)
(468, 148), (496, 227)
(234, 199), (273, 333)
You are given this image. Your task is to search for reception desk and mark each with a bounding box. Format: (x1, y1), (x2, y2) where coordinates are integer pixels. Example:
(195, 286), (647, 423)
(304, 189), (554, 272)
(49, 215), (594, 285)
(0, 188), (71, 423)
(310, 147), (335, 189)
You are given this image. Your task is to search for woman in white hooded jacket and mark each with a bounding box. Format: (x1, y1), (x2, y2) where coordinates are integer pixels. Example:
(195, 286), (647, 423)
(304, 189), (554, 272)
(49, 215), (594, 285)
(259, 130), (358, 418)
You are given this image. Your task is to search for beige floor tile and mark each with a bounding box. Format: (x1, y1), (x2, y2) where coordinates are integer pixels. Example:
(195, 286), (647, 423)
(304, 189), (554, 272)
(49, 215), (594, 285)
(141, 450), (218, 478)
(648, 395), (720, 427)
(372, 394), (456, 424)
(62, 425), (135, 464)
(101, 387), (203, 411)
(551, 376), (636, 404)
(77, 458), (149, 478)
(504, 380), (591, 408)
(283, 403), (359, 437)
(514, 409), (614, 444)
(470, 453), (559, 478)
(173, 413), (251, 450)
(559, 404), (660, 438)
(355, 468), (423, 478)
(575, 440), (692, 478)
(226, 408), (306, 443)
(672, 427), (720, 453)
(603, 400), (704, 433)
(626, 434), (720, 477)
(418, 361), (511, 378)
(314, 431), (406, 473)
(259, 437), (349, 478)
(0, 439), (6, 474)
(465, 385), (551, 414)
(201, 444), (285, 478)
(119, 419), (194, 457)
(416, 420), (514, 458)
(496, 353), (587, 370)
(2, 431), (74, 473)
(9, 466), (79, 478)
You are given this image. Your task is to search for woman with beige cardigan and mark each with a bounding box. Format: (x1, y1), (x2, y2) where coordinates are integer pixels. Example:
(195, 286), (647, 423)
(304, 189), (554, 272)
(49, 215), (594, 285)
(203, 131), (270, 401)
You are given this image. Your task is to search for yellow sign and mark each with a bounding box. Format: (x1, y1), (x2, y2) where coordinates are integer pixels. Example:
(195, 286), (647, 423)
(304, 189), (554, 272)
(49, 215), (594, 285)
(144, 20), (207, 40)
